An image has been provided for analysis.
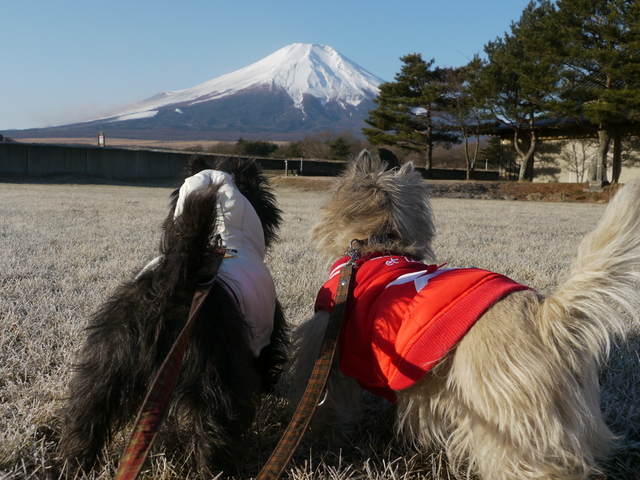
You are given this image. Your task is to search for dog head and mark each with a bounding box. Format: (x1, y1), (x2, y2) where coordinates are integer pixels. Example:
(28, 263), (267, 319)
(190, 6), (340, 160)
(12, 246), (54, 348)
(312, 150), (435, 262)
(170, 154), (282, 251)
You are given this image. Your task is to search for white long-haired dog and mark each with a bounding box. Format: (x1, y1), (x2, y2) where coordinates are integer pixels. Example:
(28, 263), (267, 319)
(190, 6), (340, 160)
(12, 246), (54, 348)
(290, 150), (640, 480)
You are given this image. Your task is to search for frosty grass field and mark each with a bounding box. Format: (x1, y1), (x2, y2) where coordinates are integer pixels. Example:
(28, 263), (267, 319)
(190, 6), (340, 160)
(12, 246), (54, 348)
(1, 179), (639, 479)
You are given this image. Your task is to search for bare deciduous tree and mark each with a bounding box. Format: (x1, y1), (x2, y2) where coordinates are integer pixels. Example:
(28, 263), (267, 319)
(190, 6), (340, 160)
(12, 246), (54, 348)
(561, 138), (597, 183)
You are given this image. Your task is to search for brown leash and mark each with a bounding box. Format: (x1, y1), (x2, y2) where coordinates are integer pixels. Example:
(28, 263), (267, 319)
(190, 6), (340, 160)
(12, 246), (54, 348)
(255, 241), (360, 480)
(113, 246), (226, 480)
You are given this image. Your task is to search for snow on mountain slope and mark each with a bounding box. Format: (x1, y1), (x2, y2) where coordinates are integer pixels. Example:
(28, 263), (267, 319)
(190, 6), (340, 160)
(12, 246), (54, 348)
(107, 43), (384, 122)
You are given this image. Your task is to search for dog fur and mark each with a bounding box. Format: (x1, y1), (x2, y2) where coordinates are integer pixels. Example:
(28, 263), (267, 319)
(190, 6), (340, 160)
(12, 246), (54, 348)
(290, 150), (640, 480)
(58, 155), (288, 476)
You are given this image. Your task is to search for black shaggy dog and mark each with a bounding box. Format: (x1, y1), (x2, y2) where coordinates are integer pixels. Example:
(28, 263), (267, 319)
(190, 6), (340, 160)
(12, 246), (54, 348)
(58, 155), (288, 477)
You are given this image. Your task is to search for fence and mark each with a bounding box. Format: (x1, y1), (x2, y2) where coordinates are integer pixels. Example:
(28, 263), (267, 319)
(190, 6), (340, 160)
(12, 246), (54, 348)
(0, 142), (500, 181)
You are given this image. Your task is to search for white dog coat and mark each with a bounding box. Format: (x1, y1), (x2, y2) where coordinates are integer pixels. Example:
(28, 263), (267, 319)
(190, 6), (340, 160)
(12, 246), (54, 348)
(139, 170), (276, 357)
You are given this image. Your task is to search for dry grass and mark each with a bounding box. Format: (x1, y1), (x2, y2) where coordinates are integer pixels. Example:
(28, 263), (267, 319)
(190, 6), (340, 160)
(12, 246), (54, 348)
(0, 180), (638, 479)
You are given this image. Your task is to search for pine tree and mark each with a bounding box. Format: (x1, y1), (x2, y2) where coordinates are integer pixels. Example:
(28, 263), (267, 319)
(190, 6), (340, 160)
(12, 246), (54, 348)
(329, 137), (351, 159)
(476, 0), (560, 181)
(550, 0), (640, 183)
(479, 135), (502, 170)
(363, 54), (458, 170)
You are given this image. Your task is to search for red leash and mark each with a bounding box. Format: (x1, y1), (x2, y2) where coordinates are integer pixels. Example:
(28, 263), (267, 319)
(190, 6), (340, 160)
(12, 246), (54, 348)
(255, 242), (359, 480)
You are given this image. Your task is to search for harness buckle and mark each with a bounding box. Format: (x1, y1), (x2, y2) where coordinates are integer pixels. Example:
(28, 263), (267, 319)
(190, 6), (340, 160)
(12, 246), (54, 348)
(347, 239), (361, 265)
(197, 235), (227, 285)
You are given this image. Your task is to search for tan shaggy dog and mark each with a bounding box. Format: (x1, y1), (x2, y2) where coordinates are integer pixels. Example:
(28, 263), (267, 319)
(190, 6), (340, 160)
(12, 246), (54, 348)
(290, 150), (640, 480)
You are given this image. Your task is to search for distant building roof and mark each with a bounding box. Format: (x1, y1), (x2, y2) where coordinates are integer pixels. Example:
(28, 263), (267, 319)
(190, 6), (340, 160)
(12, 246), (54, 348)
(482, 116), (640, 139)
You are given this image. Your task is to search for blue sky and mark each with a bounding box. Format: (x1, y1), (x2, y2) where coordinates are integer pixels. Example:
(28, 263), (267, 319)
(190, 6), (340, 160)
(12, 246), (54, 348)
(1, 0), (533, 131)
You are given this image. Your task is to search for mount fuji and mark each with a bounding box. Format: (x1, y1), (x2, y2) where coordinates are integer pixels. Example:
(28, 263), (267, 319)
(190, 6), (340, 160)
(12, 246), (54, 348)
(17, 44), (385, 141)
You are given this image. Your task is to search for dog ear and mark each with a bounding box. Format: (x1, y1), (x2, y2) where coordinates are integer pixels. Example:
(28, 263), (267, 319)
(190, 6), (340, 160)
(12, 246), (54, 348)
(351, 149), (406, 175)
(377, 148), (401, 170)
(351, 149), (388, 175)
(398, 161), (416, 177)
(353, 149), (375, 172)
(186, 154), (213, 176)
(210, 156), (234, 174)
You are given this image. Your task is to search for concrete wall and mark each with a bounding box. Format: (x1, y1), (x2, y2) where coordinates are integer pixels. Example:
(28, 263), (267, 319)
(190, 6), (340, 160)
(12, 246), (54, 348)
(0, 142), (347, 179)
(0, 142), (501, 181)
(417, 167), (499, 181)
(500, 135), (640, 183)
(0, 142), (29, 174)
(0, 142), (192, 178)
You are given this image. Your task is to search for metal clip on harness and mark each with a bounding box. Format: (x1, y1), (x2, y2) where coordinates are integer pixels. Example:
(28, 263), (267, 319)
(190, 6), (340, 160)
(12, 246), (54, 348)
(347, 238), (361, 265)
(255, 238), (360, 480)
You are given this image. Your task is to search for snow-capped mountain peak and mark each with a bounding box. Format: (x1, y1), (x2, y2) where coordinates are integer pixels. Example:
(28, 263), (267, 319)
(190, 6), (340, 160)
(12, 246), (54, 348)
(110, 43), (384, 121)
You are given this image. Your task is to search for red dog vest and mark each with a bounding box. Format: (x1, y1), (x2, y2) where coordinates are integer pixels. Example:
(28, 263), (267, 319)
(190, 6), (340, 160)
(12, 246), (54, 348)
(315, 254), (530, 402)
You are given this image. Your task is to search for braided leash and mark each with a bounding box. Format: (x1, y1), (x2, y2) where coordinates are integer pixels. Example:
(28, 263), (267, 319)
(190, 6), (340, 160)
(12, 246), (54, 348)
(255, 241), (360, 480)
(113, 247), (226, 480)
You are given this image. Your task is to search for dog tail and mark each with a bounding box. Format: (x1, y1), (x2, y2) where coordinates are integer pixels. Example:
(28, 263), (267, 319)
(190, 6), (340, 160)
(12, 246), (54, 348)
(541, 180), (640, 364)
(158, 182), (222, 293)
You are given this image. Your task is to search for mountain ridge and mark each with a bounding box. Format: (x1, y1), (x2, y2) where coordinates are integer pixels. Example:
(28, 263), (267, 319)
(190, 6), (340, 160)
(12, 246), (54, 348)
(8, 44), (384, 141)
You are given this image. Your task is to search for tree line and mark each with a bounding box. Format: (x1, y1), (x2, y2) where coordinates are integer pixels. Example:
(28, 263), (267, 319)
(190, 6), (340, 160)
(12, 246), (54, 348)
(364, 0), (640, 182)
(187, 130), (367, 161)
